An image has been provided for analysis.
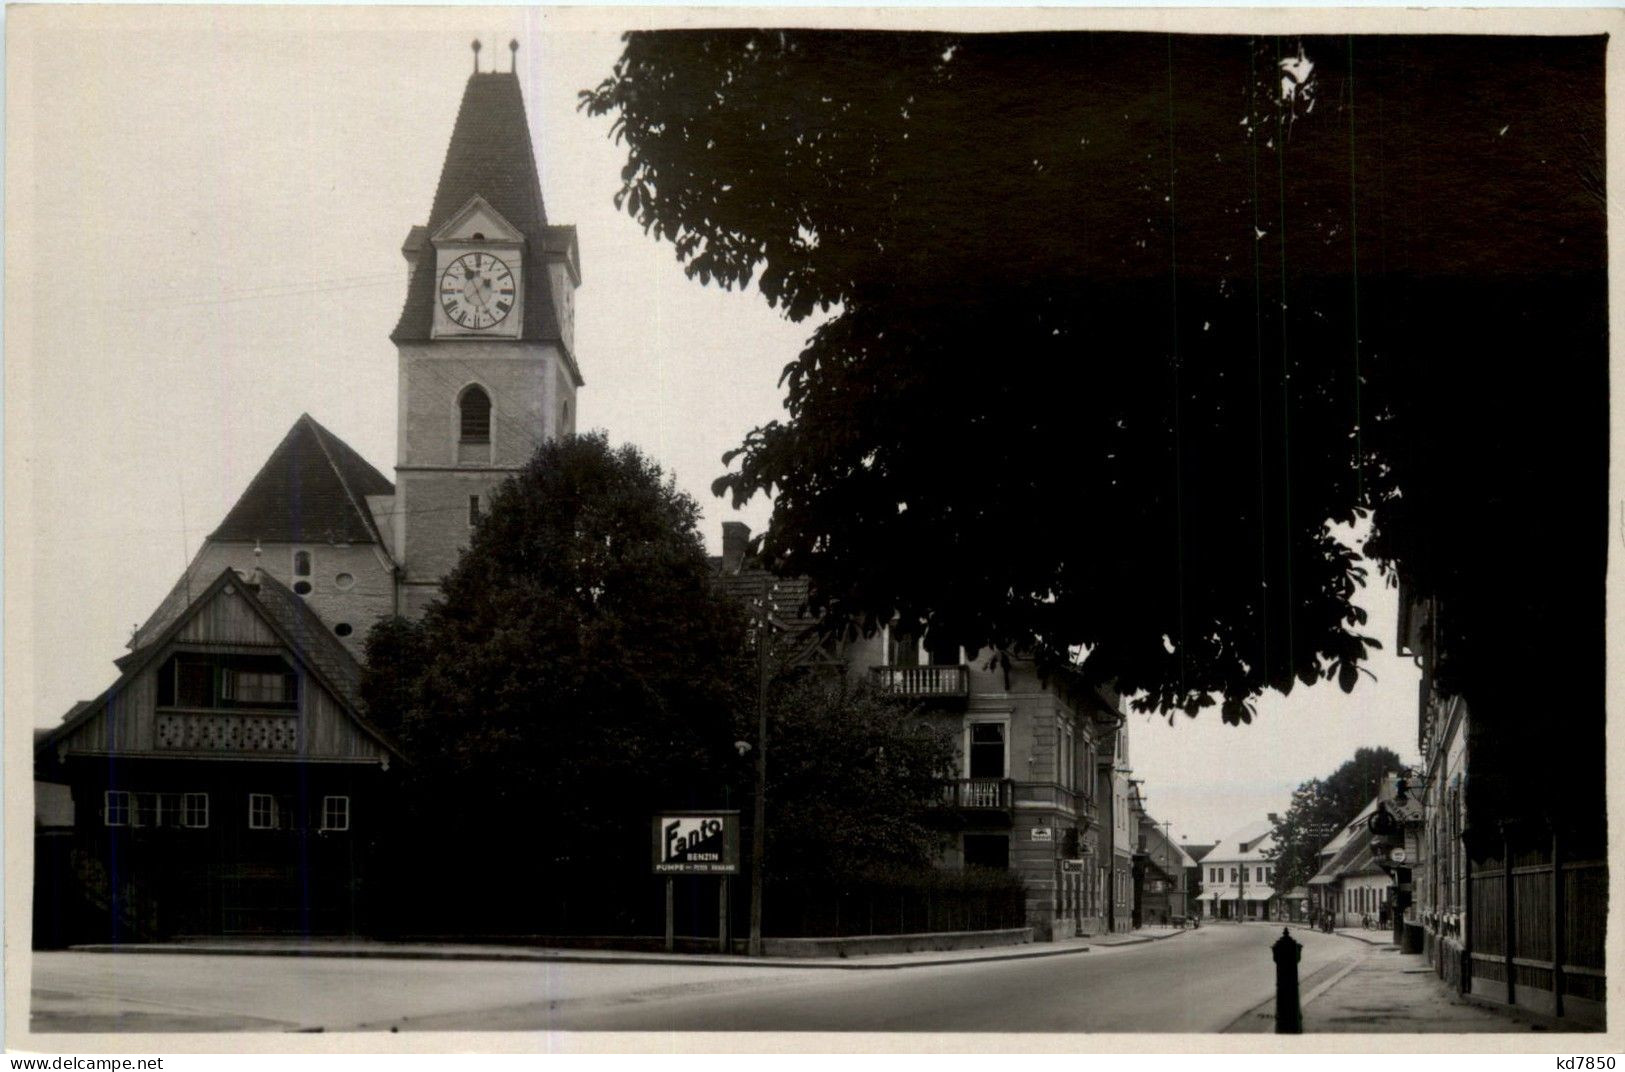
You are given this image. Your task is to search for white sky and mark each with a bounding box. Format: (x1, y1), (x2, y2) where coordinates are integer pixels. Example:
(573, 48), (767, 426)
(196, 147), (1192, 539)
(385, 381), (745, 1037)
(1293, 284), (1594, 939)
(7, 7), (1422, 844)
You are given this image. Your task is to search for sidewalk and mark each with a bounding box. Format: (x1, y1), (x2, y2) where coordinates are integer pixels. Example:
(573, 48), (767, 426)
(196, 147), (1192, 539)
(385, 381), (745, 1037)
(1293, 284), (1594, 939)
(1233, 942), (1573, 1033)
(65, 924), (1188, 972)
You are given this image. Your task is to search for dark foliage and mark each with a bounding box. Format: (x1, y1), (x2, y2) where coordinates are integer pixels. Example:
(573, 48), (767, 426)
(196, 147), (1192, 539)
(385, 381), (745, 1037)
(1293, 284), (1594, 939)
(1267, 746), (1403, 890)
(761, 673), (957, 881)
(362, 434), (749, 932)
(765, 863), (1027, 938)
(581, 30), (1607, 779)
(362, 435), (973, 933)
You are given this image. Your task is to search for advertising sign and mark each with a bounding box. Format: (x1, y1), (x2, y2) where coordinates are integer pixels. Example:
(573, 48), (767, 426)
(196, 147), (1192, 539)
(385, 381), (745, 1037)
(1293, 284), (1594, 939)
(1031, 826), (1053, 842)
(652, 810), (741, 874)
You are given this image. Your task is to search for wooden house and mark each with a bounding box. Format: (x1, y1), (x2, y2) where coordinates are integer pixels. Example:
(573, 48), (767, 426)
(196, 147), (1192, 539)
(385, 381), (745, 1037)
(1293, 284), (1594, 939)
(34, 567), (401, 942)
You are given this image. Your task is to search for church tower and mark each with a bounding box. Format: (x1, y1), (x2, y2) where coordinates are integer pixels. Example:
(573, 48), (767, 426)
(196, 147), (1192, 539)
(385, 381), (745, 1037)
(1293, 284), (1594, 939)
(390, 46), (582, 618)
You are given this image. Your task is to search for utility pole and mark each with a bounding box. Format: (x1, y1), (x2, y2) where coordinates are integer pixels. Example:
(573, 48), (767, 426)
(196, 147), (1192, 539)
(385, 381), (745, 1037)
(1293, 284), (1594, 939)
(748, 573), (770, 956)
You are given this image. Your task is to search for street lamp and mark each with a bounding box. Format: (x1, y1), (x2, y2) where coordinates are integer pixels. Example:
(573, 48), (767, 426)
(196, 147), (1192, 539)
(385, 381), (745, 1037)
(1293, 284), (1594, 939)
(747, 573), (772, 957)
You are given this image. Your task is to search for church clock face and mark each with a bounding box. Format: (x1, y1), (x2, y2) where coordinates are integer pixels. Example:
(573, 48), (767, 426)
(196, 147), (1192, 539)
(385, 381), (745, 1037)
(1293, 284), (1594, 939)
(439, 252), (516, 330)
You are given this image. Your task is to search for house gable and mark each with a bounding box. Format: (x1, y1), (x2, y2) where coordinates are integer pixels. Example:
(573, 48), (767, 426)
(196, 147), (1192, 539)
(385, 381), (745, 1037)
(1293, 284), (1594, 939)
(43, 569), (398, 766)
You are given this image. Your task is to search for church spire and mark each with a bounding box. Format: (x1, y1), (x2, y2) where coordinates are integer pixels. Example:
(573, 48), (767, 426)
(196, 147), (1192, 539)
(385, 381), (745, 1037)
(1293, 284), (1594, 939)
(391, 55), (577, 356)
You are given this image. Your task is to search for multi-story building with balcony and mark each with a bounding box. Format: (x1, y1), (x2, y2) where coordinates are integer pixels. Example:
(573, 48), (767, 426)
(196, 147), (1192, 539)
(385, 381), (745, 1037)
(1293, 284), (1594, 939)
(711, 521), (1126, 940)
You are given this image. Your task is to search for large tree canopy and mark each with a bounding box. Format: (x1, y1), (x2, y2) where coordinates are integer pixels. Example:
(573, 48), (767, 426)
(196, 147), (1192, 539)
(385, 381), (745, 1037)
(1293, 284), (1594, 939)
(363, 434), (749, 930)
(1266, 746), (1404, 892)
(363, 433), (975, 930)
(582, 32), (1606, 739)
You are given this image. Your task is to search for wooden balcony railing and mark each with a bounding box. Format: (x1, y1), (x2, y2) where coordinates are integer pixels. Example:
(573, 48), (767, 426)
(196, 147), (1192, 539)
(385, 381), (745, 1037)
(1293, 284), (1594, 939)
(943, 778), (1014, 810)
(870, 664), (970, 698)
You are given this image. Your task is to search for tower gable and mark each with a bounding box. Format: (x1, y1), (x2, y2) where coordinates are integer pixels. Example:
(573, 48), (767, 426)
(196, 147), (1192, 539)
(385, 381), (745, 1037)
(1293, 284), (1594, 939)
(391, 70), (577, 382)
(432, 195), (523, 245)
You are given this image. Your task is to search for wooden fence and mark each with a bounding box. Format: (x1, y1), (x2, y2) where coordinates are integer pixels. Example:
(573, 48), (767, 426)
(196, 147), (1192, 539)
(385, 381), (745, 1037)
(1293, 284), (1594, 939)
(1467, 832), (1606, 1021)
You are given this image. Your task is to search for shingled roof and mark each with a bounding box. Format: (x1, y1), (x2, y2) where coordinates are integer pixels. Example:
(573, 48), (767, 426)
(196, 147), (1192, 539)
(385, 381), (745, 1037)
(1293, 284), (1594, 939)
(249, 569), (366, 714)
(391, 70), (577, 381)
(208, 414), (393, 546)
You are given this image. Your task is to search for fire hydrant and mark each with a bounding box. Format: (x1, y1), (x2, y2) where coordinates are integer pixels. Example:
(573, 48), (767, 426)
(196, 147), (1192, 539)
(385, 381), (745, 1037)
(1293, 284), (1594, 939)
(1273, 927), (1303, 1034)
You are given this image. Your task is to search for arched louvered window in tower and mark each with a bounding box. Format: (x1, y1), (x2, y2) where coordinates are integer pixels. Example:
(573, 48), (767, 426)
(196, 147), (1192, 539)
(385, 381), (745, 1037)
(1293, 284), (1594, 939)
(459, 385), (492, 443)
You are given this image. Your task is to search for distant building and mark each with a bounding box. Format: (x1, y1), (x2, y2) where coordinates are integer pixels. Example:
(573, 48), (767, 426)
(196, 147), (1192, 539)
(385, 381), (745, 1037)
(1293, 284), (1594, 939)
(1135, 815), (1194, 925)
(1196, 820), (1277, 921)
(1183, 842), (1214, 911)
(1307, 800), (1391, 929)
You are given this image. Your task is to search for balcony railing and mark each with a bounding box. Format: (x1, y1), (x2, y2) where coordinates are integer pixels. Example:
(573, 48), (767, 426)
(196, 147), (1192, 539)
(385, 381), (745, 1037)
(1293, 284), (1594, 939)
(943, 778), (1014, 810)
(871, 664), (970, 698)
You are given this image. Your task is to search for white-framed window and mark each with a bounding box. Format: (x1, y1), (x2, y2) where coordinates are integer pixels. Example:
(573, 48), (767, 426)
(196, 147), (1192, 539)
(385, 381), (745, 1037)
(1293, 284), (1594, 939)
(183, 792), (209, 829)
(1059, 721), (1074, 791)
(321, 796), (350, 832)
(965, 718), (1009, 780)
(105, 791), (208, 828)
(104, 790), (132, 826)
(248, 793), (278, 830)
(222, 669), (292, 705)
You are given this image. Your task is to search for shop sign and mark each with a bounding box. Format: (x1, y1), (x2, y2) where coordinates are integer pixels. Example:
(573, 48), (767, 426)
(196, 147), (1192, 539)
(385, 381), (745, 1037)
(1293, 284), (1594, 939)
(652, 810), (741, 874)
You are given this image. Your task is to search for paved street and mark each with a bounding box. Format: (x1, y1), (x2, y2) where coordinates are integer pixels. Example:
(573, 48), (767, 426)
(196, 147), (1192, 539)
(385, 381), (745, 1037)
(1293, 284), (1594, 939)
(33, 924), (1362, 1034)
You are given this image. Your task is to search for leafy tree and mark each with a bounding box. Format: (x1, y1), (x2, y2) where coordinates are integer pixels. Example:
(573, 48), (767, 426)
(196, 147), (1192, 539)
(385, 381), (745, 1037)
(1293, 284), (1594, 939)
(580, 26), (1606, 788)
(363, 433), (973, 931)
(760, 671), (957, 882)
(1267, 746), (1403, 890)
(363, 433), (749, 931)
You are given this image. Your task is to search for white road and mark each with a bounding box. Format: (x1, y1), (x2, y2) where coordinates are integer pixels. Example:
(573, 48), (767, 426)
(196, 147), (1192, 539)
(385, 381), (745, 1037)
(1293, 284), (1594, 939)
(31, 924), (1362, 1034)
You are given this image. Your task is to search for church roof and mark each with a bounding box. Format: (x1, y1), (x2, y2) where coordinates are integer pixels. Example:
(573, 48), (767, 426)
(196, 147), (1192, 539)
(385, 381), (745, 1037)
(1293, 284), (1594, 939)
(392, 71), (579, 381)
(208, 414), (393, 546)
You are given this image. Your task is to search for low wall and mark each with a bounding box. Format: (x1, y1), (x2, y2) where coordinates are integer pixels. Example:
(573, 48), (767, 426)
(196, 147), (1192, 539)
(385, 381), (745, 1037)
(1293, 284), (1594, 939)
(400, 928), (1035, 958)
(761, 927), (1034, 958)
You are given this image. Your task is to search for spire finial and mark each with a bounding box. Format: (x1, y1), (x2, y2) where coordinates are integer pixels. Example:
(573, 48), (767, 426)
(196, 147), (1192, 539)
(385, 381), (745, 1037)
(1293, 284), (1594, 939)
(471, 38), (482, 73)
(509, 39), (519, 73)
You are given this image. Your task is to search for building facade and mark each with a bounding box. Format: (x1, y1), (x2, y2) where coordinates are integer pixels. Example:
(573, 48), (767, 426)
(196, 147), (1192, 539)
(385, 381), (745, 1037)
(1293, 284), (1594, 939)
(712, 523), (1128, 941)
(1196, 820), (1277, 921)
(1400, 591), (1606, 1025)
(35, 569), (401, 941)
(1134, 813), (1193, 925)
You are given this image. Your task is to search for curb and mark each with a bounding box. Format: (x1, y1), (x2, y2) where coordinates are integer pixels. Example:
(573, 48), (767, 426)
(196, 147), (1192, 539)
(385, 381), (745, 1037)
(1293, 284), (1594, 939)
(66, 940), (1102, 972)
(1091, 927), (1192, 949)
(65, 927), (1193, 972)
(1328, 930), (1399, 948)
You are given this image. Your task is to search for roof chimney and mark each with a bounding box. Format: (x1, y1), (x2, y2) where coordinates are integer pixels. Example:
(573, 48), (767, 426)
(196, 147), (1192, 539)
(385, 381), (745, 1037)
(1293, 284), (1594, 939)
(721, 521), (751, 573)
